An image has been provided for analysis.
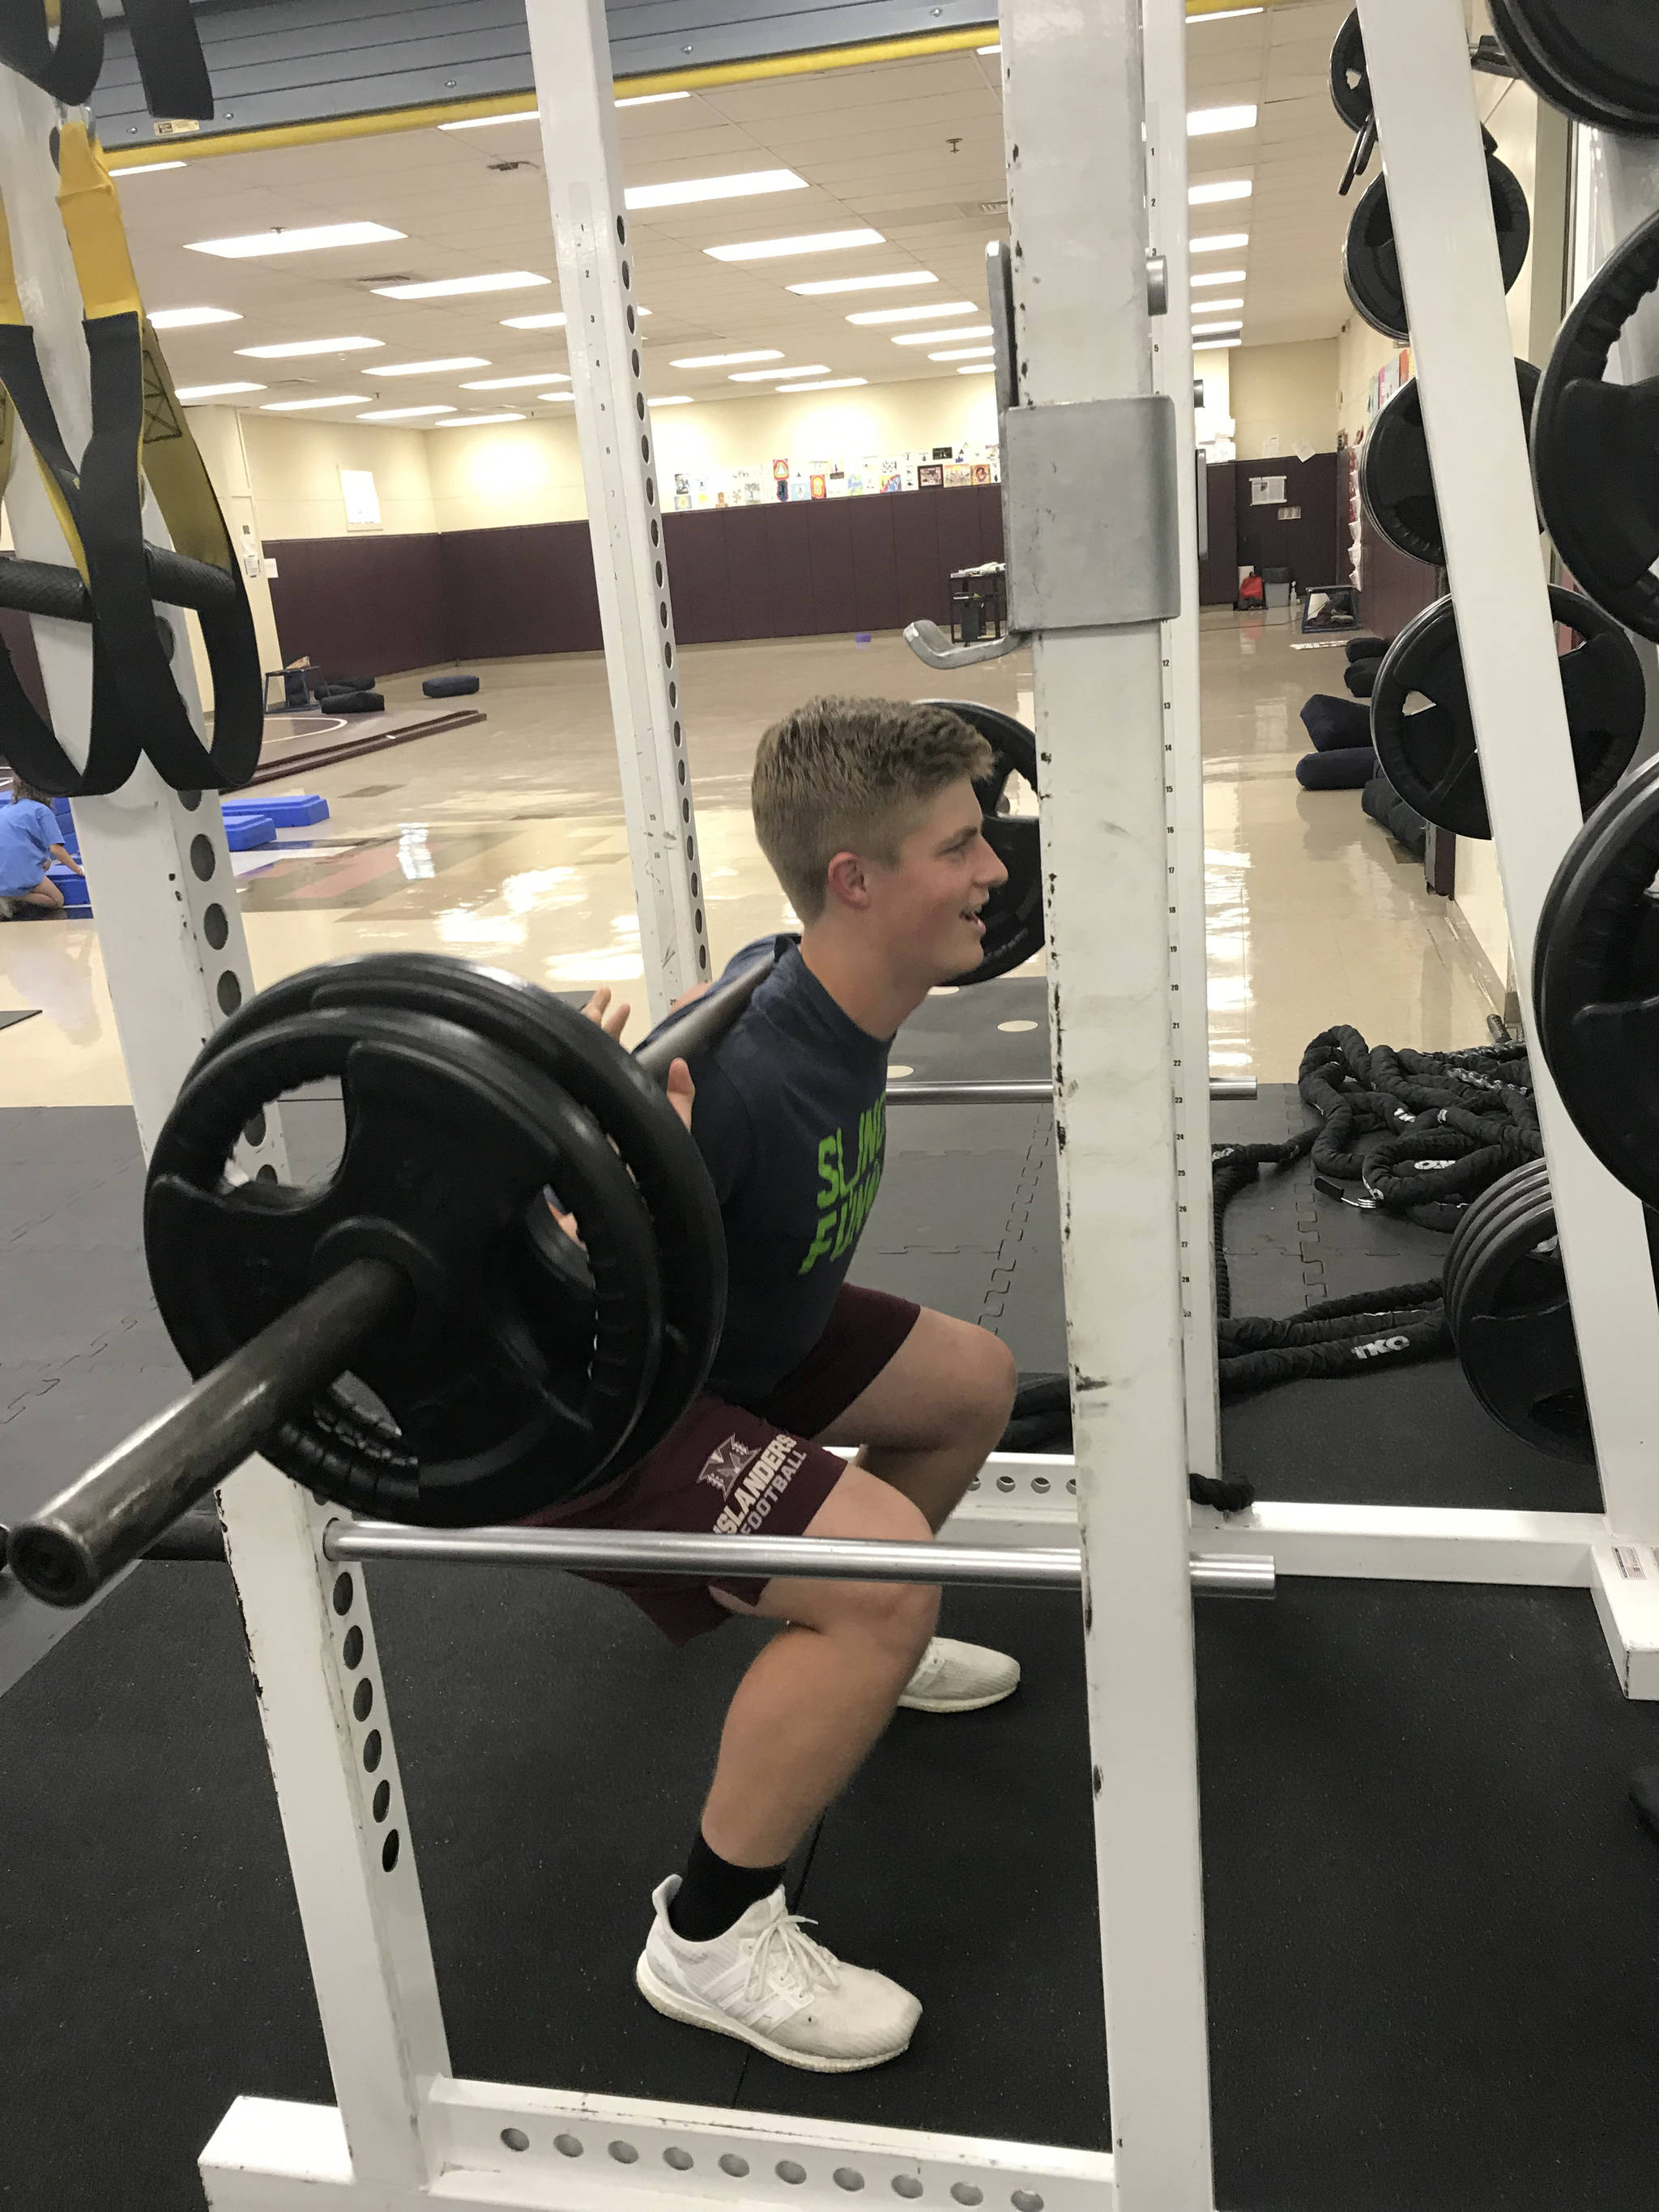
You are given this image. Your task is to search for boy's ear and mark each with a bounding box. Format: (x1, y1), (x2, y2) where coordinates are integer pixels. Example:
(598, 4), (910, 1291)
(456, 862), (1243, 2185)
(824, 849), (872, 911)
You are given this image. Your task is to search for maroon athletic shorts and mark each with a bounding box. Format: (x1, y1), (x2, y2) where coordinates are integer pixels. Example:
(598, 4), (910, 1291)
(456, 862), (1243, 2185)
(529, 1283), (921, 1643)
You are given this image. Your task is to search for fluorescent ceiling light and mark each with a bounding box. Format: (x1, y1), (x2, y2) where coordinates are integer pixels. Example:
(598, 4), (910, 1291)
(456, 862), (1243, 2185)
(649, 394), (694, 405)
(1189, 6), (1264, 19)
(847, 300), (976, 326)
(1192, 320), (1243, 335)
(729, 364), (829, 381)
(461, 370), (569, 388)
(893, 323), (992, 345)
(1189, 105), (1256, 134)
(616, 91), (692, 107)
(262, 394), (373, 411)
(236, 336), (383, 359)
(706, 228), (885, 262)
(776, 377), (868, 392)
(670, 349), (783, 368)
(787, 271), (938, 296)
(175, 381), (266, 400)
(1192, 269), (1246, 286)
(1192, 232), (1249, 254)
(115, 159), (186, 175)
(436, 411), (527, 425)
(375, 356), (492, 376)
(438, 108), (539, 130)
(626, 168), (805, 211)
(929, 345), (996, 361)
(1194, 297), (1243, 312)
(977, 42), (1000, 54)
(188, 222), (403, 258)
(1189, 180), (1252, 204)
(502, 311), (565, 329)
(357, 405), (456, 420)
(539, 392), (577, 402)
(373, 271), (550, 299)
(1197, 336), (1243, 348)
(957, 364), (996, 375)
(147, 305), (241, 329)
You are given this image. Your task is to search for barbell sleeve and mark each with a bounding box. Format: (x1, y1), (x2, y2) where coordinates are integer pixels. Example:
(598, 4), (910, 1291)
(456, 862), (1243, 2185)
(6, 1256), (408, 1609)
(324, 1519), (1276, 1600)
(885, 1076), (1256, 1106)
(633, 947), (778, 1078)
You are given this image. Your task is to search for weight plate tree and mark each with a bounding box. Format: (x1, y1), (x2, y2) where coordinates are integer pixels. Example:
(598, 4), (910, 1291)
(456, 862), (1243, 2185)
(1370, 587), (1646, 840)
(6, 949), (776, 1607)
(1343, 145), (1529, 342)
(1360, 360), (1540, 568)
(1489, 0), (1659, 135)
(1445, 1159), (1593, 1462)
(1532, 207), (1659, 644)
(922, 699), (1046, 984)
(1533, 756), (1659, 1209)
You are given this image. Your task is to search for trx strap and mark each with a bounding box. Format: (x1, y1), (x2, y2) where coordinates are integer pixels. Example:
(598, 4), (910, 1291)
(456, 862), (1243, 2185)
(0, 122), (262, 795)
(0, 0), (212, 121)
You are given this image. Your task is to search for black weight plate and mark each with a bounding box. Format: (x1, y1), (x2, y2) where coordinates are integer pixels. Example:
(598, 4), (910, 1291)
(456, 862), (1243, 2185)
(1360, 360), (1541, 566)
(1371, 586), (1646, 841)
(192, 953), (727, 1477)
(1330, 11), (1370, 130)
(1532, 207), (1659, 645)
(1533, 757), (1659, 1204)
(1448, 1170), (1593, 1462)
(921, 699), (1046, 986)
(1444, 1159), (1550, 1321)
(147, 1007), (666, 1524)
(1490, 0), (1659, 134)
(1343, 156), (1531, 343)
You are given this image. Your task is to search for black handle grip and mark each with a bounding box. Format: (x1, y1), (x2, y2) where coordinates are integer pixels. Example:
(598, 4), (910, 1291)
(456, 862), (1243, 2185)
(0, 543), (240, 625)
(5, 1257), (407, 1609)
(633, 948), (778, 1080)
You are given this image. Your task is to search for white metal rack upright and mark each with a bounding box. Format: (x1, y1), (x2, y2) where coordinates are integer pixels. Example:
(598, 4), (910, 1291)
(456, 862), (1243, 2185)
(10, 0), (1659, 2207)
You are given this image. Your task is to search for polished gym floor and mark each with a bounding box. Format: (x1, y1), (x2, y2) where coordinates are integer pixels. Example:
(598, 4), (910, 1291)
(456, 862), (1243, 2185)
(9, 612), (1654, 2212)
(0, 610), (1499, 1105)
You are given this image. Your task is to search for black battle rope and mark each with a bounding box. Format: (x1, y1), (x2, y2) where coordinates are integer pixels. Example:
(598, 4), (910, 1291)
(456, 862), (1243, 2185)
(0, 122), (261, 795)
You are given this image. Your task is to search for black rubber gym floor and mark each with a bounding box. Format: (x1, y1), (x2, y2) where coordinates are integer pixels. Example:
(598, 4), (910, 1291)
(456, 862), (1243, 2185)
(2, 978), (1657, 2211)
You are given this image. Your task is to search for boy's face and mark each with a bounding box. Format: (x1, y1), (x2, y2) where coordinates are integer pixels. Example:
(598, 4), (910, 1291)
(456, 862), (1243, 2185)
(870, 777), (1009, 982)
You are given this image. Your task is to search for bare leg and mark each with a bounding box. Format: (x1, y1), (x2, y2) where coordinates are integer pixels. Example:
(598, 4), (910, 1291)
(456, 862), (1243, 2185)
(701, 1467), (939, 1867)
(816, 1307), (1018, 1530)
(11, 873), (65, 914)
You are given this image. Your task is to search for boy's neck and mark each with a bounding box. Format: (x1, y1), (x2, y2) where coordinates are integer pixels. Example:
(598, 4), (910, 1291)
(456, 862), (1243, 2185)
(797, 924), (926, 1043)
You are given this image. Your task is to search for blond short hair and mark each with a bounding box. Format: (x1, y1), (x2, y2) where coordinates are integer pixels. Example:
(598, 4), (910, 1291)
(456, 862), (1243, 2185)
(751, 697), (992, 922)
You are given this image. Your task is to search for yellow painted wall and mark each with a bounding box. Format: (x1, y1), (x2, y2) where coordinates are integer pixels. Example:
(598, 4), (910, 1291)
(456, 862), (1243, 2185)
(235, 413), (440, 539)
(1228, 339), (1338, 462)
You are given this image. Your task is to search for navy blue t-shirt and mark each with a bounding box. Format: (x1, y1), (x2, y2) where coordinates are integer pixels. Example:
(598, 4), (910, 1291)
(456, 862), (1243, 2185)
(661, 936), (893, 1405)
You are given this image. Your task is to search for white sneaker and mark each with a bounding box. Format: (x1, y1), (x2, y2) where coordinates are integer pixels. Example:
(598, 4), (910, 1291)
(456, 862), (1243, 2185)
(636, 1877), (920, 2073)
(898, 1636), (1021, 1713)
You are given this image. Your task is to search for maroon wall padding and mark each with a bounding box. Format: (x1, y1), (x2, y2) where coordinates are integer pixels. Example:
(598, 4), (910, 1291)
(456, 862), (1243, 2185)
(1233, 453), (1344, 593)
(438, 521), (602, 658)
(1201, 460), (1239, 604)
(265, 487), (1012, 671)
(264, 534), (448, 677)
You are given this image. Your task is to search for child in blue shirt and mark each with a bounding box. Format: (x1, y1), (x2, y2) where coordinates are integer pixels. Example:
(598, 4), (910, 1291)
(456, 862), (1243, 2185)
(1, 778), (83, 919)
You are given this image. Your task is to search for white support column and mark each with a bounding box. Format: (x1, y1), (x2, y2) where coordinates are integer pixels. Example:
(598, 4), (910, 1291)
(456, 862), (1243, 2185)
(1359, 0), (1659, 1549)
(0, 62), (456, 2189)
(527, 0), (710, 1021)
(1144, 1), (1222, 1485)
(1001, 0), (1216, 2198)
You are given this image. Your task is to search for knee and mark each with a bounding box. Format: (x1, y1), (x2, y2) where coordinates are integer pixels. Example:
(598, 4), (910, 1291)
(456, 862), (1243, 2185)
(825, 1492), (940, 1659)
(962, 1328), (1018, 1445)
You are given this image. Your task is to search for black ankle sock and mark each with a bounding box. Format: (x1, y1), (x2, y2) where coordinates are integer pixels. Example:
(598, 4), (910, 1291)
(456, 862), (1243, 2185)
(668, 1834), (787, 1942)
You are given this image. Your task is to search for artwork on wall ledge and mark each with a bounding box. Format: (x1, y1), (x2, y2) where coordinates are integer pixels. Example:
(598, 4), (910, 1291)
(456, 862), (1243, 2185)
(668, 444), (1000, 510)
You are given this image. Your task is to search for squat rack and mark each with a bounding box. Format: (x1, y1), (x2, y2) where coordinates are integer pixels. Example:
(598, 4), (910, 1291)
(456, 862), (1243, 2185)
(6, 2), (1659, 2209)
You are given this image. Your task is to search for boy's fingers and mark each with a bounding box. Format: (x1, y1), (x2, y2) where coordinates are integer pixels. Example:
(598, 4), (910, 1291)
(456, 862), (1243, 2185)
(665, 1055), (695, 1132)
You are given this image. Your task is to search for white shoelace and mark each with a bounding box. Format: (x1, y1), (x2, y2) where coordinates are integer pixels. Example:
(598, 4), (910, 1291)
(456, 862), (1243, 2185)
(741, 1912), (842, 2005)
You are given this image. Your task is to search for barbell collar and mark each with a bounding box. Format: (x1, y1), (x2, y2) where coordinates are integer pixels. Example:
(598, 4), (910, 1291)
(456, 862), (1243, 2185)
(323, 1519), (1275, 1600)
(6, 1256), (409, 1609)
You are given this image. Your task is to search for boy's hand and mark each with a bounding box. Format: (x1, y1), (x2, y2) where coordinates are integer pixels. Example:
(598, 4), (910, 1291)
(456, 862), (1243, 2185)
(579, 983), (629, 1042)
(665, 1055), (693, 1134)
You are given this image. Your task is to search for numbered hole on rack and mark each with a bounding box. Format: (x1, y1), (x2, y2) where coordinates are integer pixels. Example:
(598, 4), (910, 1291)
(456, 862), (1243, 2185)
(650, 518), (660, 547)
(669, 680), (678, 706)
(665, 2149), (695, 2172)
(372, 1779), (390, 1822)
(178, 788), (203, 812)
(204, 903), (229, 952)
(341, 1626), (364, 1669)
(646, 476), (655, 505)
(610, 2142), (640, 2165)
(633, 349), (641, 377)
(968, 1475), (980, 1491)
(659, 599), (669, 628)
(641, 436), (650, 463)
(1011, 2193), (1043, 2210)
(190, 835), (215, 881)
(637, 393), (646, 420)
(996, 1473), (1016, 1494)
(332, 1573), (354, 1616)
(677, 760), (687, 786)
(621, 260), (631, 289)
(681, 798), (691, 822)
(501, 2129), (529, 2154)
(893, 2181), (923, 2201)
(1031, 1474), (1050, 1494)
(381, 1829), (399, 1872)
(352, 1678), (373, 1722)
(362, 1728), (382, 1772)
(556, 2135), (584, 2159)
(655, 560), (663, 586)
(834, 2172), (865, 2193)
(242, 1107), (266, 1145)
(256, 1164), (278, 1183)
(1067, 1477), (1077, 1495)
(617, 215), (627, 244)
(719, 2154), (748, 2177)
(217, 970), (243, 1015)
(951, 2189), (983, 2207)
(777, 2163), (807, 2187)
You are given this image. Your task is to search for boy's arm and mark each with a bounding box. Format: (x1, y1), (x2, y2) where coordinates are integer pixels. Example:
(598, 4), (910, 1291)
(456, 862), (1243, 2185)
(49, 842), (84, 874)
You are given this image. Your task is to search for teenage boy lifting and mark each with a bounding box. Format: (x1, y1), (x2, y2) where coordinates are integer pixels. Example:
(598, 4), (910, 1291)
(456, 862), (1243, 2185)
(544, 696), (1021, 2073)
